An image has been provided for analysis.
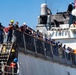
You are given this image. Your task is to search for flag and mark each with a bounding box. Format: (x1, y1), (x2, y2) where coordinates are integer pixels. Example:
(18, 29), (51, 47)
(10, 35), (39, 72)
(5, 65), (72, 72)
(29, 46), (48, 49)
(74, 0), (76, 8)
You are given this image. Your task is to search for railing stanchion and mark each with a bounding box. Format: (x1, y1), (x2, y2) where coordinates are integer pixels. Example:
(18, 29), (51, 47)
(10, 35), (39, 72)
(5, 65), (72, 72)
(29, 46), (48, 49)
(34, 38), (37, 55)
(43, 42), (47, 58)
(23, 33), (27, 52)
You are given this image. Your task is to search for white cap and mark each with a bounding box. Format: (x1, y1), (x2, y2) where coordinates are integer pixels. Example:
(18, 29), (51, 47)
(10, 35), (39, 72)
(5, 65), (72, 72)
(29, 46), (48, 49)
(23, 22), (26, 25)
(41, 3), (47, 8)
(72, 9), (76, 16)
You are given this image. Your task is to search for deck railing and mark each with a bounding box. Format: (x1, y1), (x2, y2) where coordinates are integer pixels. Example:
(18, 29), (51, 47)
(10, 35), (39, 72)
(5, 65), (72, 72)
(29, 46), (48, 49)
(14, 30), (76, 67)
(0, 64), (18, 75)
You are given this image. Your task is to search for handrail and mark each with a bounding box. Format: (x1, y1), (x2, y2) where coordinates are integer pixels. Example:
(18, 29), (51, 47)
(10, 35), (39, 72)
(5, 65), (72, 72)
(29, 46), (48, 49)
(14, 30), (76, 67)
(0, 64), (19, 75)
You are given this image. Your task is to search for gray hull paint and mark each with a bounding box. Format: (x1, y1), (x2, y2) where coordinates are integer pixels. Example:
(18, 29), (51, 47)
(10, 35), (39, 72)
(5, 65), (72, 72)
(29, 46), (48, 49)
(19, 52), (76, 75)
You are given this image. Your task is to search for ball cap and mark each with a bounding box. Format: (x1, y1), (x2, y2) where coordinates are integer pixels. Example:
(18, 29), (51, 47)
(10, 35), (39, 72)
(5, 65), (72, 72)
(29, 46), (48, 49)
(23, 22), (26, 25)
(14, 58), (18, 62)
(10, 20), (14, 23)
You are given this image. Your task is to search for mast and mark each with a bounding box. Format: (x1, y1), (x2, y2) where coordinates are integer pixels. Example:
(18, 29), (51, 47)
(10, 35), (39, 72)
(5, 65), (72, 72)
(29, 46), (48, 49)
(45, 0), (47, 5)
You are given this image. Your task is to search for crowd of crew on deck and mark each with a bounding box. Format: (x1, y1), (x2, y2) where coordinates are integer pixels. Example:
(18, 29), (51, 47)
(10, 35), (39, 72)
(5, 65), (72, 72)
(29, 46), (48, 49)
(0, 20), (76, 64)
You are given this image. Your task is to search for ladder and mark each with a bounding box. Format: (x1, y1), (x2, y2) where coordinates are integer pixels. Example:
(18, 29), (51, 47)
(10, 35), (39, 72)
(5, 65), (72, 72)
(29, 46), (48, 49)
(0, 43), (13, 74)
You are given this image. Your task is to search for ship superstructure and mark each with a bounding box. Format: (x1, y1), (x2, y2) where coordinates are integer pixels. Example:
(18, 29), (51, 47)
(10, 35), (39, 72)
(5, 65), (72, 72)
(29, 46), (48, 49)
(36, 2), (76, 49)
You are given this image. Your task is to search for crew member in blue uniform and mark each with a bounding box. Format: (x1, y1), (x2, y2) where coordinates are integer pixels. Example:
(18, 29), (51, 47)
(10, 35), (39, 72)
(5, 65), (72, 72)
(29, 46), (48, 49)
(0, 23), (4, 44)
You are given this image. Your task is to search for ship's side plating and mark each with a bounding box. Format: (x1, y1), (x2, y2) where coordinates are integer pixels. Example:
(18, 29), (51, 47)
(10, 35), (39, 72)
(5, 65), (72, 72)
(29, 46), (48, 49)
(14, 30), (76, 75)
(19, 52), (76, 75)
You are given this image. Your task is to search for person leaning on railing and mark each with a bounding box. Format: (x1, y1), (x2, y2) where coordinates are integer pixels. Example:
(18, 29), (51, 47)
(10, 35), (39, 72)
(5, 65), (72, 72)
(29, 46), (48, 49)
(70, 49), (76, 65)
(13, 22), (19, 30)
(51, 39), (57, 56)
(32, 30), (43, 40)
(20, 23), (32, 35)
(20, 23), (27, 32)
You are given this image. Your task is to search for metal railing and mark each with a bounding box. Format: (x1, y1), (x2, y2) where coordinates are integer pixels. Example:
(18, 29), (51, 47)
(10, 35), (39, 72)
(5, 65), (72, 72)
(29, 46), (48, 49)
(0, 64), (18, 75)
(14, 30), (76, 67)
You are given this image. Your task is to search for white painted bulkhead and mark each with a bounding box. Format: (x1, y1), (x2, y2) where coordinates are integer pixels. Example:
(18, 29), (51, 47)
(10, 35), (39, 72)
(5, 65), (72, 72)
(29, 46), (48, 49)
(19, 53), (76, 75)
(47, 25), (76, 49)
